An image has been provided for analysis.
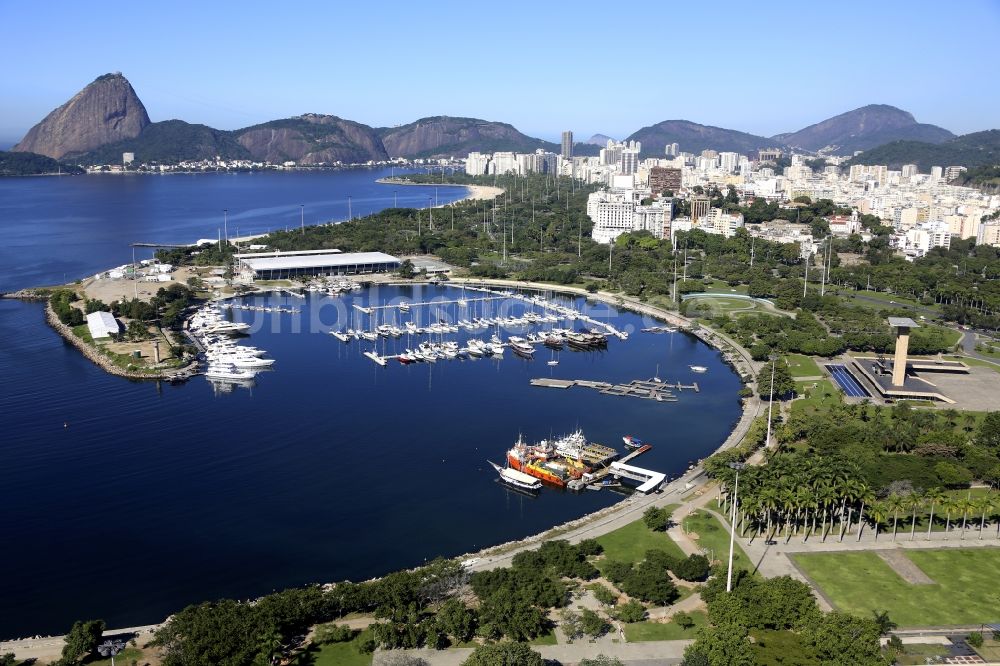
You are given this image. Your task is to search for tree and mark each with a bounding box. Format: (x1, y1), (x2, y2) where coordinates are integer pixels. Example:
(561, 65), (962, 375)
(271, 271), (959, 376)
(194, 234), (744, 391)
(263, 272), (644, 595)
(620, 559), (679, 605)
(674, 611), (696, 631)
(871, 609), (897, 635)
(397, 259), (416, 279)
(614, 600), (647, 623)
(580, 609), (610, 637)
(805, 611), (883, 666)
(61, 619), (107, 664)
(435, 599), (476, 643)
(591, 583), (618, 606)
(756, 361), (795, 399)
(977, 412), (1000, 450)
(476, 592), (546, 641)
(0, 654), (15, 666)
(673, 554), (711, 582)
(461, 641), (544, 666)
(642, 505), (672, 532)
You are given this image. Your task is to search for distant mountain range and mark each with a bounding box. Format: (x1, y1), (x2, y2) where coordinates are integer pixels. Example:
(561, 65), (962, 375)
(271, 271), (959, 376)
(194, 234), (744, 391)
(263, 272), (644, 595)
(774, 104), (955, 154)
(9, 73), (996, 170)
(845, 130), (1000, 171)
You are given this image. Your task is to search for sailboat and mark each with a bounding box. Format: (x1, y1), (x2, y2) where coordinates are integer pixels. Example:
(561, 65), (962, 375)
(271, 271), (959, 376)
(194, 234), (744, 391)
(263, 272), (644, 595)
(652, 364), (662, 383)
(547, 348), (559, 366)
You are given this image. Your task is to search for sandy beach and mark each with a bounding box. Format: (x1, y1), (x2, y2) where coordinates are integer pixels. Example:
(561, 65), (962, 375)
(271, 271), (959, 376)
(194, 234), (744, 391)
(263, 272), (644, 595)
(374, 177), (503, 205)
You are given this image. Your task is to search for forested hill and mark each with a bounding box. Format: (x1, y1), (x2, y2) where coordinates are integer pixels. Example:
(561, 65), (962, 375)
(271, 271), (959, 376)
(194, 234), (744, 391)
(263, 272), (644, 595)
(846, 130), (1000, 171)
(0, 150), (84, 176)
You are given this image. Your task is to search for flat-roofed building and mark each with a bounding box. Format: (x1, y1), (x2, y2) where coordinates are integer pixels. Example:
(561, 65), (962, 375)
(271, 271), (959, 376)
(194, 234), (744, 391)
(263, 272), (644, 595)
(236, 250), (400, 281)
(86, 311), (121, 339)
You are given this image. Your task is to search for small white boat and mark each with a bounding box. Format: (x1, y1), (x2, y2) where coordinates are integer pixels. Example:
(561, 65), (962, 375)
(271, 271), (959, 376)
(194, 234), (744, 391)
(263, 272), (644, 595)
(488, 460), (542, 492)
(689, 365), (708, 373)
(205, 364), (257, 381)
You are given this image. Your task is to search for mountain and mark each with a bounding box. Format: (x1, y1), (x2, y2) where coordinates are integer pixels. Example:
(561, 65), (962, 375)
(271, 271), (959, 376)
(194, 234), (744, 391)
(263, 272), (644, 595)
(776, 105), (954, 154)
(379, 116), (558, 159)
(234, 114), (388, 164)
(584, 134), (614, 146)
(625, 120), (780, 157)
(0, 151), (84, 176)
(73, 120), (251, 164)
(13, 73), (150, 159)
(845, 130), (1000, 171)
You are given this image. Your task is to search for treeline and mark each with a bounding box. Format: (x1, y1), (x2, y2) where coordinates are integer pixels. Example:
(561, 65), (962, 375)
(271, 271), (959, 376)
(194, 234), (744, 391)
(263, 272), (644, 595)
(0, 150), (83, 176)
(50, 290), (84, 326)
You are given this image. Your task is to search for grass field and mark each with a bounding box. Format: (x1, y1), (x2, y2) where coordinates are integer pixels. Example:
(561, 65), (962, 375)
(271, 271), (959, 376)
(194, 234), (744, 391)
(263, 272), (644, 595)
(784, 353), (823, 378)
(595, 506), (685, 572)
(791, 379), (841, 413)
(792, 549), (1000, 626)
(529, 628), (559, 645)
(291, 629), (373, 666)
(682, 510), (753, 573)
(950, 355), (1000, 373)
(623, 610), (707, 641)
(685, 295), (763, 317)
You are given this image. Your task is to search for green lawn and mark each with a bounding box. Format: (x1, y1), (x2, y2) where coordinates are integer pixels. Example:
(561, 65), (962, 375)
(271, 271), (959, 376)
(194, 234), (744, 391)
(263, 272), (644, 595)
(894, 643), (955, 665)
(623, 610), (707, 641)
(529, 628), (559, 645)
(686, 295), (761, 316)
(595, 506), (685, 571)
(950, 355), (1000, 373)
(291, 630), (373, 666)
(791, 379), (841, 414)
(792, 549), (1000, 626)
(682, 510), (753, 573)
(784, 353), (823, 378)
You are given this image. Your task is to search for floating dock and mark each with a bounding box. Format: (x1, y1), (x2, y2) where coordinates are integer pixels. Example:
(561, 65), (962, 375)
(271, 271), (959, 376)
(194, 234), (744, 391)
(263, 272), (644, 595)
(607, 461), (666, 494)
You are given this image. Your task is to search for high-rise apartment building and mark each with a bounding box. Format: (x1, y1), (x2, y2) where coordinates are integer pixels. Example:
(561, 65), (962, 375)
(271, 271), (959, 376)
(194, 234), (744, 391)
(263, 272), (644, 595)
(901, 164), (918, 178)
(648, 167), (682, 195)
(665, 143), (679, 157)
(620, 148), (639, 176)
(561, 131), (573, 159)
(690, 196), (711, 223)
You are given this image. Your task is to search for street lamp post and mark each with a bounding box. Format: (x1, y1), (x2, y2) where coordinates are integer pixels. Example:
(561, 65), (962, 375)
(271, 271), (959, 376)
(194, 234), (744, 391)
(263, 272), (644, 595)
(766, 353), (778, 449)
(300, 204), (304, 234)
(726, 461), (746, 592)
(98, 639), (126, 666)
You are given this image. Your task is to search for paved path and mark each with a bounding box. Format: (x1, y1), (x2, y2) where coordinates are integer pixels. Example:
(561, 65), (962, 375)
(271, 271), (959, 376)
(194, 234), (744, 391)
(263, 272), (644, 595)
(373, 639), (693, 666)
(0, 624), (159, 664)
(960, 329), (1000, 365)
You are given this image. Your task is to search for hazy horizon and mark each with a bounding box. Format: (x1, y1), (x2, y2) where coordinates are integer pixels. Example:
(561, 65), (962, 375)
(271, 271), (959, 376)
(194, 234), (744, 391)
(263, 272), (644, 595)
(2, 1), (998, 145)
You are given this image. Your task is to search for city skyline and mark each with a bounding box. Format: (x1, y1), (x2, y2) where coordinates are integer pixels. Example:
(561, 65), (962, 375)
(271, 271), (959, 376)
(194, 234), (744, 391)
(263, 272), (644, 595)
(1, 1), (998, 145)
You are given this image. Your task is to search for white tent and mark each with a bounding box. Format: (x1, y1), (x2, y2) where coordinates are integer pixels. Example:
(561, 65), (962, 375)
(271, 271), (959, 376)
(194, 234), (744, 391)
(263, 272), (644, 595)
(86, 311), (121, 339)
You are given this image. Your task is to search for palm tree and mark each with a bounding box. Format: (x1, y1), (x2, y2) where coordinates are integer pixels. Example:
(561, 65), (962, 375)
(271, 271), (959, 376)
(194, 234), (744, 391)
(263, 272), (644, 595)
(976, 495), (993, 540)
(942, 496), (957, 535)
(886, 494), (905, 542)
(957, 496), (974, 539)
(963, 413), (977, 433)
(818, 483), (837, 542)
(907, 491), (925, 541)
(941, 408), (960, 428)
(869, 500), (888, 541)
(799, 488), (818, 542)
(856, 487), (875, 541)
(924, 488), (945, 540)
(871, 609), (898, 636)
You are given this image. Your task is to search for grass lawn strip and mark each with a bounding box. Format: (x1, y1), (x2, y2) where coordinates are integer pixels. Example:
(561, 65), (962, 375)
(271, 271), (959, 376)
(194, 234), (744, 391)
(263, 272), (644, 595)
(792, 549), (1000, 627)
(623, 610), (707, 641)
(682, 510), (753, 573)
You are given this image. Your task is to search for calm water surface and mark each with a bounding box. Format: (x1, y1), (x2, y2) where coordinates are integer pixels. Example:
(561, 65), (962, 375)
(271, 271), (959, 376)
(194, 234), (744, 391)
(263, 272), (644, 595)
(0, 171), (742, 638)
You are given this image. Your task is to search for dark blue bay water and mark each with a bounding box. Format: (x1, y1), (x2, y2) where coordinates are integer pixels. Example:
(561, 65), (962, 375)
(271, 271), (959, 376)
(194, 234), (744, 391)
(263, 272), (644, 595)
(0, 171), (742, 638)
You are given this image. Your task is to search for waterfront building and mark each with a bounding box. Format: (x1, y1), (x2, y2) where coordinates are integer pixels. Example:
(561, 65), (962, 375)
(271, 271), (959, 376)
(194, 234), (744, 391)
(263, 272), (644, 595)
(86, 311), (121, 340)
(236, 250), (400, 281)
(465, 152), (490, 176)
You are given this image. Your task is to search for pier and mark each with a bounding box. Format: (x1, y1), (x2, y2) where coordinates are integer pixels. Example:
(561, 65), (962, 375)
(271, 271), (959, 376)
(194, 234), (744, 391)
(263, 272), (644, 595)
(530, 377), (698, 402)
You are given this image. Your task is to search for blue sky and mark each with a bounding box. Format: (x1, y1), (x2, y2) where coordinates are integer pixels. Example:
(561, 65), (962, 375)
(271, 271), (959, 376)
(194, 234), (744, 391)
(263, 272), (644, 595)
(1, 0), (997, 145)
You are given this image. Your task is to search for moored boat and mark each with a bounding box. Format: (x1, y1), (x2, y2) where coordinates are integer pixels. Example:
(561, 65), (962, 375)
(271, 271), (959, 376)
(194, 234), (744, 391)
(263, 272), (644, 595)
(488, 460), (542, 492)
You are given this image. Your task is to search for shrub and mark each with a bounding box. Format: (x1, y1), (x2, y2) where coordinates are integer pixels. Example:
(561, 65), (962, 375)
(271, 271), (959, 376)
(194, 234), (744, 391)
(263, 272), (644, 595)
(614, 601), (647, 623)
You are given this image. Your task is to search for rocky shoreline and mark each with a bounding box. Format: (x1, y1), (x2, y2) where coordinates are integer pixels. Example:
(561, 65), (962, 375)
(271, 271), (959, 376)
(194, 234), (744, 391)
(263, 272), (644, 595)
(44, 301), (199, 382)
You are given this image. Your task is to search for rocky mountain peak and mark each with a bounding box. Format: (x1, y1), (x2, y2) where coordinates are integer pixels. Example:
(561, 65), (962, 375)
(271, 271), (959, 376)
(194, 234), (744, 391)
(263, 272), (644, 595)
(13, 73), (150, 159)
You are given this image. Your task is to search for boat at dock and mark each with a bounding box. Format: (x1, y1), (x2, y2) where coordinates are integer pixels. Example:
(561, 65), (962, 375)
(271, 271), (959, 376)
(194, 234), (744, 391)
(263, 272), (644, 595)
(488, 460), (542, 492)
(506, 435), (571, 487)
(622, 435), (645, 450)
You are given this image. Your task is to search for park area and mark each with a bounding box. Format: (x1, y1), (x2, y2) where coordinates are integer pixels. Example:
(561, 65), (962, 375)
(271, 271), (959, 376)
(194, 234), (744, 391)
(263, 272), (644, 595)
(792, 548), (1000, 627)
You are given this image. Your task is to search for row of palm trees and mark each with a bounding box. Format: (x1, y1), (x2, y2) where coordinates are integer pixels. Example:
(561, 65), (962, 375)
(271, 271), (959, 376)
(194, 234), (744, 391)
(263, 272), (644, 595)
(715, 456), (998, 543)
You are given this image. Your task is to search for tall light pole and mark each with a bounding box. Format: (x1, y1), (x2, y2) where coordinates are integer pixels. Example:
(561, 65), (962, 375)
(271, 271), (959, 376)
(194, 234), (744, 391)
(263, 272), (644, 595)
(348, 195), (353, 221)
(726, 461), (746, 592)
(766, 353), (778, 449)
(223, 208), (229, 245)
(300, 204), (304, 235)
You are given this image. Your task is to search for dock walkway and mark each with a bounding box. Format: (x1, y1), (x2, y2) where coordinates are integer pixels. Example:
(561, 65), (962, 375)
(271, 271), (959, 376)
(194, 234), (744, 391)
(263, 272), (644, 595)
(530, 377), (698, 402)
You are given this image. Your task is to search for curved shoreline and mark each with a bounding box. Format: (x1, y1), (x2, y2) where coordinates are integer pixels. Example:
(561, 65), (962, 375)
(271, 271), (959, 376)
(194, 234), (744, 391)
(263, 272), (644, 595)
(4, 278), (760, 647)
(375, 177), (504, 203)
(43, 301), (199, 382)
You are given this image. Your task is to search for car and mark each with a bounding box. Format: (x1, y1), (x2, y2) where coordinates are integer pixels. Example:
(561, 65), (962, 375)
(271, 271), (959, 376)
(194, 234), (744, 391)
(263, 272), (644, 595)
(764, 539), (778, 546)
